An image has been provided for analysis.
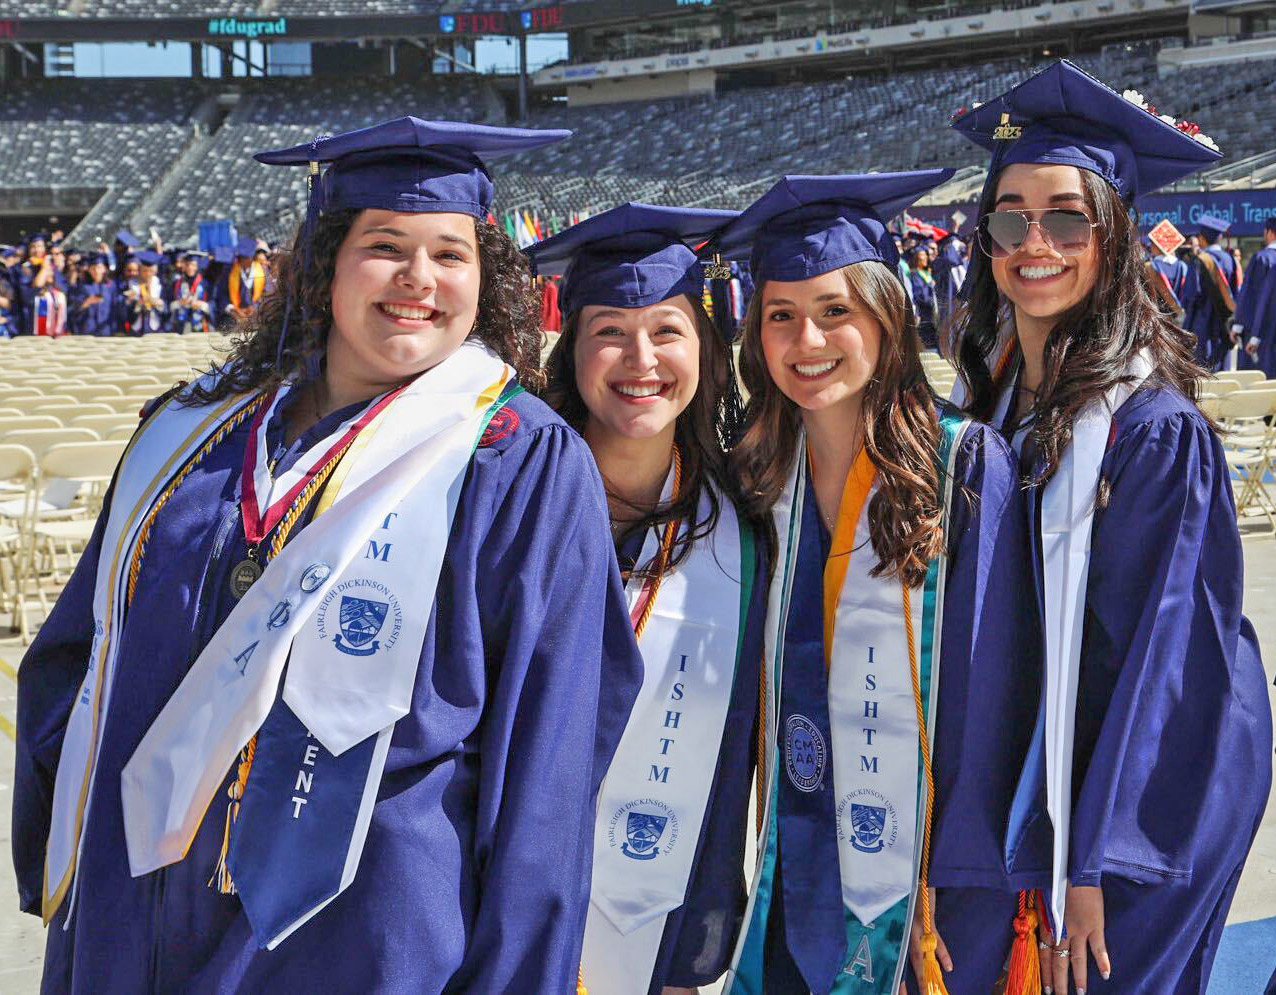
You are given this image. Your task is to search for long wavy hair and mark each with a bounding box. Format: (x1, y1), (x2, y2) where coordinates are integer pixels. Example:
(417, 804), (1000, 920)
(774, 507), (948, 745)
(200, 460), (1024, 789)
(732, 260), (944, 589)
(184, 209), (545, 404)
(953, 168), (1205, 483)
(540, 295), (736, 578)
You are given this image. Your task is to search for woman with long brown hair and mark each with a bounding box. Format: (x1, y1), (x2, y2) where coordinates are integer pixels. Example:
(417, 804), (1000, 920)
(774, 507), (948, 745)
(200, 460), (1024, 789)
(949, 61), (1270, 995)
(13, 118), (644, 993)
(718, 172), (1037, 995)
(529, 203), (766, 995)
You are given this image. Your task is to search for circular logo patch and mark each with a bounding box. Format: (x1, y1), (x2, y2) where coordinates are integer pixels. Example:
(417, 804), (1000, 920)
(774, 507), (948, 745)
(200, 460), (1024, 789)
(314, 578), (403, 658)
(784, 714), (826, 793)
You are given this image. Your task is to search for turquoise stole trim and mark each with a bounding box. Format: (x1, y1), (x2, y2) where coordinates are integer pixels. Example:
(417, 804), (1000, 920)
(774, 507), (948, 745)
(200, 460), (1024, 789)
(729, 413), (970, 994)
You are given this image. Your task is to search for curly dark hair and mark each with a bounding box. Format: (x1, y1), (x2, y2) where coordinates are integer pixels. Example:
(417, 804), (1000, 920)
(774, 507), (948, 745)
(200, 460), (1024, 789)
(953, 169), (1206, 484)
(184, 209), (545, 404)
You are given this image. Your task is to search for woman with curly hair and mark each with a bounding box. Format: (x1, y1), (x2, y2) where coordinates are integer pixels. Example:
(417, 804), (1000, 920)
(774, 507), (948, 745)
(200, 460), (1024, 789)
(947, 62), (1270, 995)
(528, 204), (766, 995)
(13, 118), (643, 994)
(717, 172), (1036, 995)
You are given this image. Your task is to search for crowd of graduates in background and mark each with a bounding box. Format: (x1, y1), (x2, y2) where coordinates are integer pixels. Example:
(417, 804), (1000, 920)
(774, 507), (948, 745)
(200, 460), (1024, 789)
(1142, 212), (1276, 377)
(0, 229), (274, 339)
(3, 207), (1273, 377)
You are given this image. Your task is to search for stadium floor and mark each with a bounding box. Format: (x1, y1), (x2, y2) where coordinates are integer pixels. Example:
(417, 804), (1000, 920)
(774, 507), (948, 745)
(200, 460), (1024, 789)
(1, 509), (1274, 993)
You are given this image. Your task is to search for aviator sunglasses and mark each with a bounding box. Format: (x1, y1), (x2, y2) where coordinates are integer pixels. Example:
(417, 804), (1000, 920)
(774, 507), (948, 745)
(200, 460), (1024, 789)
(977, 208), (1100, 258)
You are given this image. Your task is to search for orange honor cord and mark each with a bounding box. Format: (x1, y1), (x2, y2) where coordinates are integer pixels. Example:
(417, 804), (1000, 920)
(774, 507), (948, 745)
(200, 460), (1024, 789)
(1004, 888), (1042, 995)
(819, 446), (877, 672)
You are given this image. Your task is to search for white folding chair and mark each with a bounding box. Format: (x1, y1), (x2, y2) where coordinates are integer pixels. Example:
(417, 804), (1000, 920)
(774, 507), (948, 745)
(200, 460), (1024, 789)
(0, 444), (37, 641)
(1219, 388), (1276, 536)
(33, 441), (126, 586)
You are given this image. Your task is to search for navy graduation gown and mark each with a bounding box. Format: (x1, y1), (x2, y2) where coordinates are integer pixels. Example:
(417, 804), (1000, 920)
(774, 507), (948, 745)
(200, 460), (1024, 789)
(999, 385), (1270, 992)
(69, 281), (117, 337)
(13, 387), (644, 994)
(895, 420), (1043, 995)
(1182, 249), (1236, 370)
(1237, 245), (1276, 376)
(613, 525), (767, 993)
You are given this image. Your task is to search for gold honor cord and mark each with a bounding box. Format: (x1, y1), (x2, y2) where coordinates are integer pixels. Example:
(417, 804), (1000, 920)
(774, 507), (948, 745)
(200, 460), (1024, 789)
(903, 583), (949, 995)
(207, 434), (358, 894)
(114, 388), (355, 896)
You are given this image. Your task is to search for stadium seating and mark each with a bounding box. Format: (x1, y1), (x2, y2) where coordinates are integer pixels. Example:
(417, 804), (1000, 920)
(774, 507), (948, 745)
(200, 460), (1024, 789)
(4, 43), (1272, 246)
(0, 79), (213, 242)
(135, 75), (497, 241)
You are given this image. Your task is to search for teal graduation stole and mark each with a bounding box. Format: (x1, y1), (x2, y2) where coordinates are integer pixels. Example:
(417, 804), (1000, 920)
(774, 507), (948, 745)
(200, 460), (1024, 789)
(727, 413), (970, 994)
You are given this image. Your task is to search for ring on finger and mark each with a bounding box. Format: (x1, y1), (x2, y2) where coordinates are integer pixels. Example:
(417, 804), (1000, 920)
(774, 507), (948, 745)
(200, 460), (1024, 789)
(1055, 946), (1070, 959)
(1038, 940), (1051, 950)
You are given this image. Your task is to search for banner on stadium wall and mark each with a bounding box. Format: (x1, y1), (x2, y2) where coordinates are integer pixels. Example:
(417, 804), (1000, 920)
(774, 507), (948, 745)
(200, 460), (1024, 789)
(908, 190), (1276, 239)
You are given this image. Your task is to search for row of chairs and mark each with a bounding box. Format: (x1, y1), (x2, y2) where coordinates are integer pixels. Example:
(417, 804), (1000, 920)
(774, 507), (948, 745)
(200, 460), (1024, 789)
(0, 440), (126, 644)
(1200, 375), (1276, 538)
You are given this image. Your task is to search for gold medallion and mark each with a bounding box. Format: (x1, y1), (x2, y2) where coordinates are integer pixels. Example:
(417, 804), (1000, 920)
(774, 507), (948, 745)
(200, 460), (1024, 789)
(229, 558), (262, 600)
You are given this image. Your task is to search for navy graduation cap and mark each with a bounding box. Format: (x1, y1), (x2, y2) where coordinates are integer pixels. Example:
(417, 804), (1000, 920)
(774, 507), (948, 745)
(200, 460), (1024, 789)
(135, 249), (163, 266)
(714, 171), (955, 284)
(524, 203), (738, 316)
(234, 235), (258, 259)
(115, 229), (140, 248)
(951, 59), (1221, 204)
(256, 116), (572, 221)
(212, 245), (235, 265)
(1197, 213), (1231, 235)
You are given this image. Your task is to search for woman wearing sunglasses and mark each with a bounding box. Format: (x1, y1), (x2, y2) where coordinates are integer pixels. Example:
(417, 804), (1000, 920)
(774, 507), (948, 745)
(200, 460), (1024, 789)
(717, 171), (1038, 995)
(947, 62), (1270, 995)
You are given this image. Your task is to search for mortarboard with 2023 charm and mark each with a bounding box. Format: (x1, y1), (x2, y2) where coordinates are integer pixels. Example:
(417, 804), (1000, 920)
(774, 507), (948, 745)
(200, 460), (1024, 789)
(712, 170), (956, 284)
(523, 202), (738, 316)
(950, 59), (1222, 204)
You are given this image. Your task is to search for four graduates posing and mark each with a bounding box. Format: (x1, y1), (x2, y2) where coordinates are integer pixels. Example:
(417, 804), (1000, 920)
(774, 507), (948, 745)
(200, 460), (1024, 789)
(12, 60), (1271, 995)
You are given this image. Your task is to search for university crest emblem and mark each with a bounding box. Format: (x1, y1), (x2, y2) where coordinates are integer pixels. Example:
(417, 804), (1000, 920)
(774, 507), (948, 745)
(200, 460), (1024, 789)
(621, 811), (668, 860)
(849, 803), (887, 853)
(335, 596), (389, 656)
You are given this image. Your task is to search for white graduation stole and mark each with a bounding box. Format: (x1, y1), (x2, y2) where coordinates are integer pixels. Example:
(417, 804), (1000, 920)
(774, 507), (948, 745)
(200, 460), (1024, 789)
(582, 473), (745, 993)
(826, 469), (925, 926)
(43, 342), (511, 924)
(955, 343), (1150, 932)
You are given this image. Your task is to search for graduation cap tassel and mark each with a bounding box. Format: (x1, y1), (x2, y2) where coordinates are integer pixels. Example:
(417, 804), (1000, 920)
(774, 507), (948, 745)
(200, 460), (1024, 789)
(701, 253), (745, 449)
(207, 735), (257, 895)
(275, 153), (325, 378)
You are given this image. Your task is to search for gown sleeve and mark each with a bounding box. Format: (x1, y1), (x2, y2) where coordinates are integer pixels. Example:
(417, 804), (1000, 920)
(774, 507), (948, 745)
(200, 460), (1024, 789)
(930, 423), (1046, 890)
(1068, 408), (1267, 886)
(11, 498), (110, 915)
(449, 422), (644, 992)
(661, 533), (767, 989)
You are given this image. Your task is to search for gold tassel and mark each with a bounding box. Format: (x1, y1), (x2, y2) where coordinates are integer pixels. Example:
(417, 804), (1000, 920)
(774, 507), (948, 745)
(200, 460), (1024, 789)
(576, 967), (587, 994)
(1004, 890), (1042, 995)
(918, 928), (950, 995)
(207, 736), (257, 895)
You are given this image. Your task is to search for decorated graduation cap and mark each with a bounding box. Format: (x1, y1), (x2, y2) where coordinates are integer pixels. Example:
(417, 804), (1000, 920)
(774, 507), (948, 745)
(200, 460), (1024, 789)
(255, 116), (572, 222)
(1196, 212), (1231, 235)
(951, 59), (1221, 205)
(714, 170), (956, 284)
(524, 203), (738, 316)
